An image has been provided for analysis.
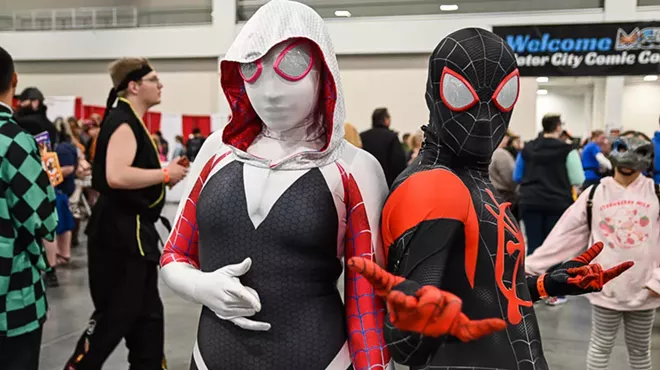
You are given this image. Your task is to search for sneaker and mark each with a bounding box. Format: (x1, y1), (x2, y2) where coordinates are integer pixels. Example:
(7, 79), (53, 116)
(544, 296), (567, 306)
(44, 270), (59, 288)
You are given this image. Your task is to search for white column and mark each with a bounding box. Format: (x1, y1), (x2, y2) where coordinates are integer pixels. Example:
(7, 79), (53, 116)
(591, 79), (606, 131)
(582, 89), (594, 139)
(603, 0), (637, 21)
(213, 0), (236, 114)
(511, 77), (538, 140)
(603, 77), (625, 132)
(593, 0), (635, 134)
(212, 0), (237, 53)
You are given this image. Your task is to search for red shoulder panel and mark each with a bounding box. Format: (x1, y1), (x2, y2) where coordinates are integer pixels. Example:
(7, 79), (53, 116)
(381, 169), (480, 287)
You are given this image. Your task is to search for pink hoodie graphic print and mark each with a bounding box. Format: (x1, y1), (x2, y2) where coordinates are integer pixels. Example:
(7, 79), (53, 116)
(526, 175), (660, 311)
(599, 198), (652, 249)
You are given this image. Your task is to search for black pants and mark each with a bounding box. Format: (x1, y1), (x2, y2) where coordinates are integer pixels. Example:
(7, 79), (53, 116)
(521, 208), (565, 256)
(0, 326), (43, 370)
(64, 237), (165, 370)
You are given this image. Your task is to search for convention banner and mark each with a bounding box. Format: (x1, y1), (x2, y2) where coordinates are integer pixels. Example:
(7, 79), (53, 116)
(492, 22), (660, 76)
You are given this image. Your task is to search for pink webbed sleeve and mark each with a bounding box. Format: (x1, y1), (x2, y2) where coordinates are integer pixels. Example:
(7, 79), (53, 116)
(160, 152), (229, 268)
(337, 162), (391, 370)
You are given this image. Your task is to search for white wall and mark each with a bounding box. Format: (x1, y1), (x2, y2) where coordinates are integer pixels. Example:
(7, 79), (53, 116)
(13, 54), (539, 140)
(0, 0), (655, 60)
(510, 77), (538, 140)
(528, 80), (660, 139)
(3, 0), (210, 11)
(2, 25), (222, 61)
(3, 0), (132, 11)
(338, 55), (427, 135)
(17, 56), (660, 143)
(6, 0), (659, 139)
(622, 82), (660, 137)
(339, 55), (538, 139)
(15, 59), (221, 116)
(0, 7), (610, 61)
(536, 90), (591, 140)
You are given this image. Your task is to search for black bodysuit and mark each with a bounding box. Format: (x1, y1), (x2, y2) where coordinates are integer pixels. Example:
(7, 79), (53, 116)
(383, 160), (547, 370)
(193, 161), (346, 369)
(378, 28), (549, 369)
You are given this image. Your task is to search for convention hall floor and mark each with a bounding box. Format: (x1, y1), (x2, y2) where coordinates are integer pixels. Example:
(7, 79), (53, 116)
(40, 205), (660, 370)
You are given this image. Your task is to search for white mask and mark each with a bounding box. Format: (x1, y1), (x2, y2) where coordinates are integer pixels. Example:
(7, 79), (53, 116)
(241, 39), (320, 133)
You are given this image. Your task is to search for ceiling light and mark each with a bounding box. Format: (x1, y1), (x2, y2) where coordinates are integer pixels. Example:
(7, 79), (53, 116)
(643, 75), (658, 81)
(536, 76), (549, 83)
(439, 4), (459, 11)
(334, 10), (351, 17)
(537, 89), (548, 95)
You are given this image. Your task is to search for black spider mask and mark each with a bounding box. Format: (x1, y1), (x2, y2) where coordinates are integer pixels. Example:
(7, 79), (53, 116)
(423, 28), (519, 165)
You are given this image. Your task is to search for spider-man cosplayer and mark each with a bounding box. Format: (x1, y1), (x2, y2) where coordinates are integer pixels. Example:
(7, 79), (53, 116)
(159, 1), (393, 369)
(348, 28), (634, 370)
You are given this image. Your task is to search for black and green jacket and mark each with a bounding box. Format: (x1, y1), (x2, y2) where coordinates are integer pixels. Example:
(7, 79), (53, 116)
(0, 102), (58, 337)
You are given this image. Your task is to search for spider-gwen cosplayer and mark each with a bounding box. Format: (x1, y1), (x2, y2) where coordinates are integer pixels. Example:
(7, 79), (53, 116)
(159, 1), (392, 369)
(348, 28), (633, 370)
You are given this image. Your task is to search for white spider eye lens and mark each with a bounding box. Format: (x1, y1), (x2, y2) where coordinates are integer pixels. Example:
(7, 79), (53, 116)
(493, 70), (519, 112)
(440, 67), (479, 111)
(274, 43), (313, 81)
(239, 62), (261, 83)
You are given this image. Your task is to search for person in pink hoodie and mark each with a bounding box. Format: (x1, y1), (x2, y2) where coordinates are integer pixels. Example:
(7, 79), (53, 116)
(526, 130), (660, 370)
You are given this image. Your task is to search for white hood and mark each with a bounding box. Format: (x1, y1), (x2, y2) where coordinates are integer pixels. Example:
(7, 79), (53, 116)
(220, 0), (346, 170)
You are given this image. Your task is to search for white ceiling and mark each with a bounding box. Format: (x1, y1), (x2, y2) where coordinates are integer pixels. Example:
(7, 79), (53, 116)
(237, 0), (603, 20)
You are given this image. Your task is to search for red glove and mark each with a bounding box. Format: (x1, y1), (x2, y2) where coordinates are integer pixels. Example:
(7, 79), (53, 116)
(348, 257), (506, 342)
(537, 242), (634, 298)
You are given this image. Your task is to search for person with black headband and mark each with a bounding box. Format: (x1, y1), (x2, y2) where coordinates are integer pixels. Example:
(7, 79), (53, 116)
(64, 58), (188, 370)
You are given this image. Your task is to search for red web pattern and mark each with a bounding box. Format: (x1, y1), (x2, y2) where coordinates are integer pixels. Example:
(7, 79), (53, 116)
(219, 40), (336, 152)
(483, 188), (531, 326)
(337, 163), (390, 370)
(160, 152), (229, 268)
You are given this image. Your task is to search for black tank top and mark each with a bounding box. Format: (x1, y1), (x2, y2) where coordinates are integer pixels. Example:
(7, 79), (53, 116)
(194, 161), (346, 369)
(87, 98), (165, 262)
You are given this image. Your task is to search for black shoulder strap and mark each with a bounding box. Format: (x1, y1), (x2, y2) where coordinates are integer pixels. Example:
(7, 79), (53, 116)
(586, 183), (599, 230)
(655, 183), (660, 210)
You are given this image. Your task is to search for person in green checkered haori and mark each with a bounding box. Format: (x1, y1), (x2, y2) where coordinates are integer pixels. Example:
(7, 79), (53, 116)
(0, 46), (59, 370)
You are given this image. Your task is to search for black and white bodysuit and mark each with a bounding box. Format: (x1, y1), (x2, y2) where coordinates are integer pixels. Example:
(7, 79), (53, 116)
(160, 1), (392, 369)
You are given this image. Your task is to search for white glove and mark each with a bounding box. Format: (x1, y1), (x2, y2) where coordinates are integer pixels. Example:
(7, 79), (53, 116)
(160, 258), (271, 331)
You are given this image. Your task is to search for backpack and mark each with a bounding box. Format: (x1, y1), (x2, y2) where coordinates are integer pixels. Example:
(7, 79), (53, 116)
(586, 182), (660, 229)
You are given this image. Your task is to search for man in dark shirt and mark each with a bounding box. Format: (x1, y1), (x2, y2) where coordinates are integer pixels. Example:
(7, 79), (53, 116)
(64, 57), (187, 370)
(186, 127), (206, 162)
(360, 108), (408, 187)
(514, 114), (585, 255)
(14, 87), (57, 141)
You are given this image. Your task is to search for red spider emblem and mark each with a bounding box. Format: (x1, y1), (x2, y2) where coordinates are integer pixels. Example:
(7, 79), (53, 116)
(484, 189), (532, 325)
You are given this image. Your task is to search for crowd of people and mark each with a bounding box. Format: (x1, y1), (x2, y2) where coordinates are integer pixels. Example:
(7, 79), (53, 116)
(348, 107), (660, 370)
(486, 114), (660, 369)
(0, 2), (659, 368)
